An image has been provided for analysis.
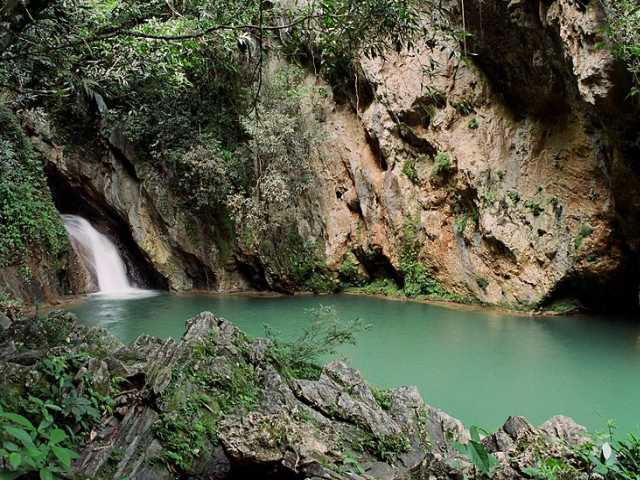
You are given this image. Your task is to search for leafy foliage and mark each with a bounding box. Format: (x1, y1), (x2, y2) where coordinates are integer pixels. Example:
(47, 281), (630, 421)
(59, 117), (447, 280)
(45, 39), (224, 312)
(338, 252), (367, 287)
(265, 305), (368, 380)
(0, 107), (67, 267)
(603, 0), (640, 98)
(431, 151), (453, 177)
(0, 407), (79, 480)
(346, 278), (402, 296)
(155, 331), (261, 472)
(399, 216), (451, 299)
(402, 157), (419, 183)
(452, 425), (498, 478)
(575, 224), (594, 250)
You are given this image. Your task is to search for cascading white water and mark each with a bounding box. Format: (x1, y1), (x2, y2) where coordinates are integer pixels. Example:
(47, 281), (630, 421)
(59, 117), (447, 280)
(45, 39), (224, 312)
(62, 214), (135, 294)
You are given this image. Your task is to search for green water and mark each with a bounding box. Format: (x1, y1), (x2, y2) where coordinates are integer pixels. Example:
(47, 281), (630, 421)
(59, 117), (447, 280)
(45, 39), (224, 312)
(68, 292), (640, 434)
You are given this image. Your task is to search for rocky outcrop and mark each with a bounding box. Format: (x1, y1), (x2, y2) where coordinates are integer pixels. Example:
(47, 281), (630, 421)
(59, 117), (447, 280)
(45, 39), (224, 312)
(0, 311), (600, 479)
(299, 0), (640, 310)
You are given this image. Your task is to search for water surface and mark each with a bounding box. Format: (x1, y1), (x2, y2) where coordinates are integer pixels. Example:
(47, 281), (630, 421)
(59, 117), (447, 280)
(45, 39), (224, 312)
(68, 293), (640, 434)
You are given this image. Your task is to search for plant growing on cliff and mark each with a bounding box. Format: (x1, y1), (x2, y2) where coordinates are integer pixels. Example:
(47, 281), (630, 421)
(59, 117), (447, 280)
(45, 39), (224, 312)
(265, 306), (368, 380)
(0, 107), (67, 268)
(402, 157), (419, 183)
(228, 66), (321, 249)
(603, 0), (640, 99)
(452, 426), (498, 478)
(432, 152), (453, 177)
(339, 252), (367, 287)
(399, 215), (452, 299)
(525, 199), (545, 217)
(575, 224), (594, 250)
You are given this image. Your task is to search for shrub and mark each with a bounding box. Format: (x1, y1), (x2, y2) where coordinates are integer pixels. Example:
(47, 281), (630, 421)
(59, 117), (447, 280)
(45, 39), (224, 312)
(525, 199), (544, 216)
(265, 306), (368, 380)
(507, 190), (521, 204)
(402, 158), (419, 183)
(175, 139), (242, 212)
(347, 278), (402, 296)
(432, 152), (453, 177)
(452, 426), (498, 477)
(399, 216), (450, 299)
(482, 190), (498, 207)
(454, 215), (469, 236)
(370, 385), (393, 411)
(0, 407), (79, 479)
(468, 117), (479, 129)
(339, 252), (367, 287)
(603, 0), (640, 98)
(476, 277), (489, 292)
(451, 99), (475, 116)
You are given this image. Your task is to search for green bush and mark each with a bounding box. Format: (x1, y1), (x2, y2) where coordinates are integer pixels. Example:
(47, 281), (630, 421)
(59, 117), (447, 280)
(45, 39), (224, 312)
(265, 306), (368, 380)
(431, 152), (453, 177)
(468, 117), (479, 129)
(603, 0), (640, 98)
(482, 190), (498, 207)
(451, 99), (475, 116)
(346, 278), (402, 296)
(339, 252), (367, 287)
(507, 190), (521, 204)
(454, 215), (469, 236)
(476, 277), (489, 292)
(525, 199), (544, 216)
(399, 216), (449, 298)
(402, 158), (419, 183)
(453, 426), (498, 477)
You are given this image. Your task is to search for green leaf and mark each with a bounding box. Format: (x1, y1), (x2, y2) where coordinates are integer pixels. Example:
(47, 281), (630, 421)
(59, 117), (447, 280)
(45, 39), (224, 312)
(51, 445), (79, 470)
(39, 468), (54, 480)
(8, 452), (21, 468)
(0, 471), (22, 480)
(0, 412), (35, 431)
(3, 441), (19, 452)
(3, 426), (35, 448)
(48, 428), (66, 446)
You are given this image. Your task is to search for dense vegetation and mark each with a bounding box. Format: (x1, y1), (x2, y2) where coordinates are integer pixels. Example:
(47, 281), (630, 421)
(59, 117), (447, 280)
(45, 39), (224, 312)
(0, 0), (427, 297)
(0, 106), (67, 268)
(604, 0), (640, 99)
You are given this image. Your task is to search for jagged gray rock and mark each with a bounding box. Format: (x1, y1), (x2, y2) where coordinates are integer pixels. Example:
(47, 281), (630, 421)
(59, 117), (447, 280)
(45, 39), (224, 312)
(0, 311), (597, 479)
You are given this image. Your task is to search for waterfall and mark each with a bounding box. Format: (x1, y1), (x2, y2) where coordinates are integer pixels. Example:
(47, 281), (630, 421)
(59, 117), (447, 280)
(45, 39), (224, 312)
(62, 214), (136, 294)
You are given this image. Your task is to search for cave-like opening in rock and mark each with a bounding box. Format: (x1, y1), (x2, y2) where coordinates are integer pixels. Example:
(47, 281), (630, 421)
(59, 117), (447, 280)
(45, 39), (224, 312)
(46, 164), (169, 291)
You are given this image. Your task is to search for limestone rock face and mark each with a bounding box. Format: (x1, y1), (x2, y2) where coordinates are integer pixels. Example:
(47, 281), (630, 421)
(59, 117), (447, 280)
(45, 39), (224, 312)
(23, 0), (639, 309)
(299, 0), (640, 309)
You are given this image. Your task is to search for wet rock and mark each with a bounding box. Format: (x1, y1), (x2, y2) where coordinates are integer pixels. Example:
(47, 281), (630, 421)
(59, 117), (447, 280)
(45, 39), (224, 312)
(0, 312), (11, 330)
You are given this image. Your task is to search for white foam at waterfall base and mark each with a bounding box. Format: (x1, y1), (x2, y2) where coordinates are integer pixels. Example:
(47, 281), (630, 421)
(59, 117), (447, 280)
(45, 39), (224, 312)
(62, 214), (156, 299)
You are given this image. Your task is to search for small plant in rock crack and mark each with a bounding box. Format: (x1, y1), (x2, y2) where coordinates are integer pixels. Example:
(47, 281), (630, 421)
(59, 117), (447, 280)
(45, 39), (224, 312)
(265, 305), (369, 380)
(452, 425), (498, 478)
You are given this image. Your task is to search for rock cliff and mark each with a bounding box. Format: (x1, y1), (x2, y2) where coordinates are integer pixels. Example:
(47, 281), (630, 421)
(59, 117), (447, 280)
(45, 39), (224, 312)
(19, 0), (639, 310)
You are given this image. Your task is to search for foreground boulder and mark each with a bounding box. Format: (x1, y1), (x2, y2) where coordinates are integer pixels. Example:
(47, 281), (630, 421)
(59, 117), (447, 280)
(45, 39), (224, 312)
(0, 311), (598, 479)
